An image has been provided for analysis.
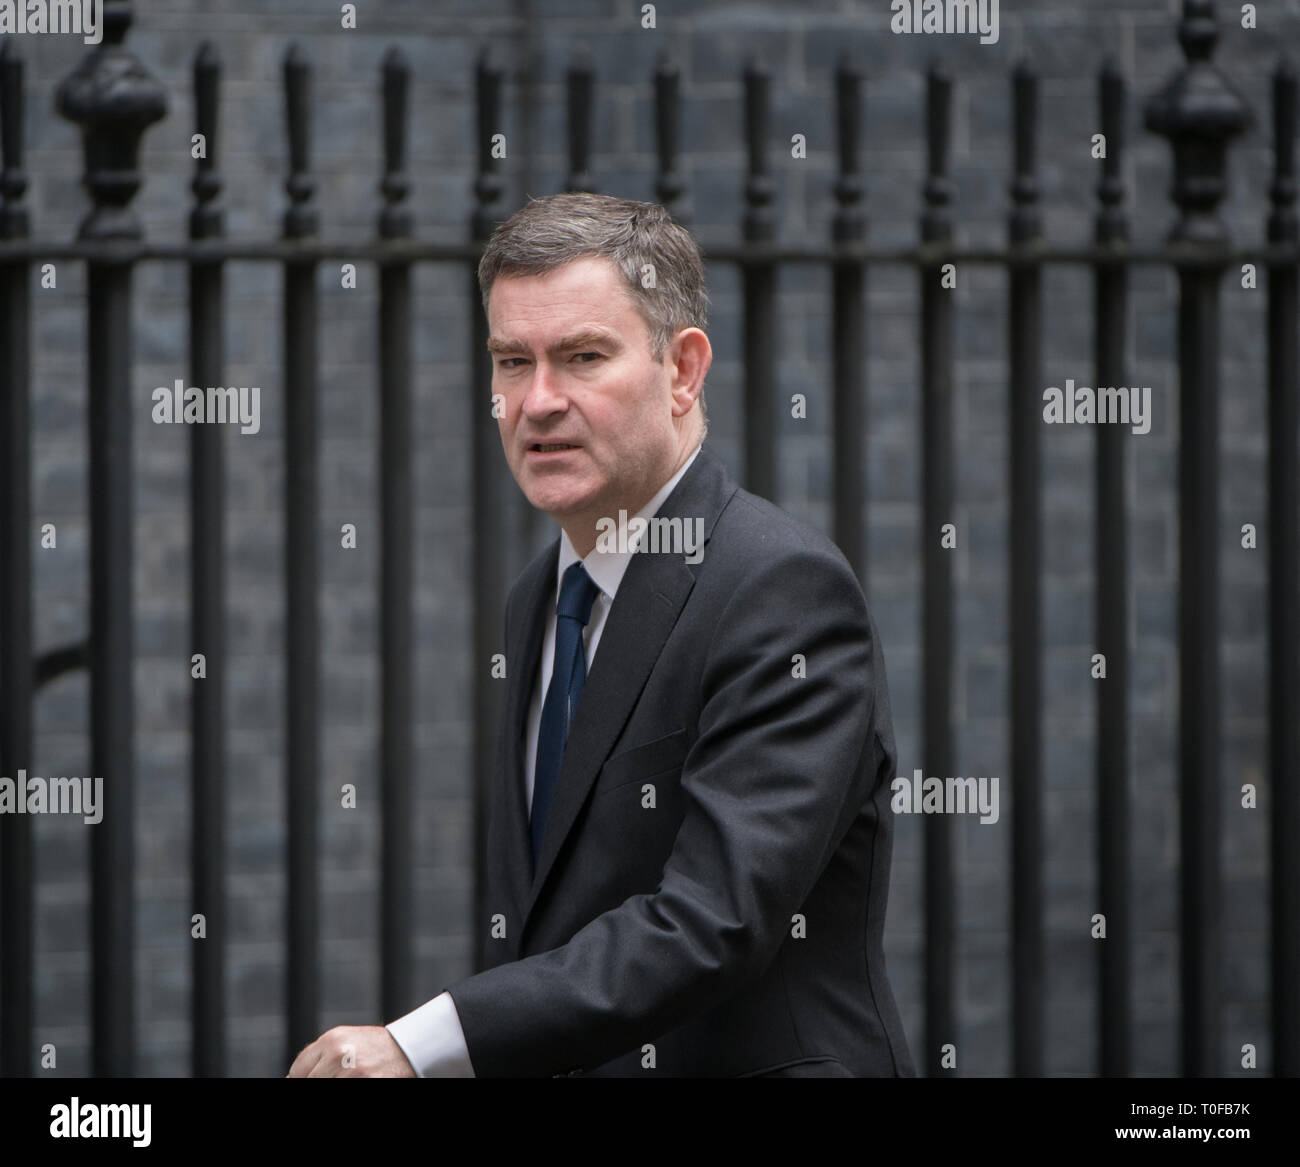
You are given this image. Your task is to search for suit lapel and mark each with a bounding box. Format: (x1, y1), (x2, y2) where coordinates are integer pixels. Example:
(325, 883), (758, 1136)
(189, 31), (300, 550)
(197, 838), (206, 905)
(522, 444), (737, 930)
(500, 540), (557, 940)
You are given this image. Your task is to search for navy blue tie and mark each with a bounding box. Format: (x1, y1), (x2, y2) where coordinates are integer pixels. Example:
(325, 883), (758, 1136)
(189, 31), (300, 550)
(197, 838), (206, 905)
(531, 561), (602, 865)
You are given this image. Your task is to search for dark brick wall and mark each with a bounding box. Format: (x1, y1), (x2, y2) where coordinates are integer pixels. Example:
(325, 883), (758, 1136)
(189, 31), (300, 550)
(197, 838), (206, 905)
(14, 0), (1292, 1075)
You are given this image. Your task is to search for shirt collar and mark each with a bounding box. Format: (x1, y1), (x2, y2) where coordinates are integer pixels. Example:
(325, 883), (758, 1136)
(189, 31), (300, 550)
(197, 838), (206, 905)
(556, 441), (703, 604)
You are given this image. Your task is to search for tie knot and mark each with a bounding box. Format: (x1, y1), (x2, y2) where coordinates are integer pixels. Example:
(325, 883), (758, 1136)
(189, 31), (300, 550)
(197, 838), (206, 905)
(557, 561), (601, 625)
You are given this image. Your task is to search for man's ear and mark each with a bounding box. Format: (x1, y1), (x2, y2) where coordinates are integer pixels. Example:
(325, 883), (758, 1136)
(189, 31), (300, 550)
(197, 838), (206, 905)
(668, 328), (711, 418)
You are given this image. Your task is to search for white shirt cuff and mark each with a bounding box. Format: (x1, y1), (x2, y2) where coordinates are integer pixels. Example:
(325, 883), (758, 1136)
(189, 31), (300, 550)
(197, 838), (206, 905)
(386, 991), (476, 1078)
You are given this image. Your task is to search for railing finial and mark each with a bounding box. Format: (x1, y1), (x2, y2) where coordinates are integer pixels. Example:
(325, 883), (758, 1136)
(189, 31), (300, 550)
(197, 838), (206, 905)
(566, 44), (594, 195)
(1144, 0), (1254, 244)
(1009, 58), (1040, 246)
(54, 0), (167, 241)
(0, 40), (28, 240)
(282, 44), (318, 240)
(921, 59), (953, 245)
(1096, 57), (1128, 246)
(190, 42), (222, 241)
(832, 50), (865, 245)
(654, 50), (691, 225)
(1268, 54), (1297, 245)
(379, 46), (412, 241)
(742, 54), (774, 244)
(472, 45), (504, 242)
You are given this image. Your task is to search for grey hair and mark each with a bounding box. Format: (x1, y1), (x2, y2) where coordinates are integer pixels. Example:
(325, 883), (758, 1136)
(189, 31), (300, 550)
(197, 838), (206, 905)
(478, 192), (710, 425)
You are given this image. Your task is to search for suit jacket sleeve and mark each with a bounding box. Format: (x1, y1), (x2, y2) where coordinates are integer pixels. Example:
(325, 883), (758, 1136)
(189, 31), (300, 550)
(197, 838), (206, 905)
(444, 537), (886, 1077)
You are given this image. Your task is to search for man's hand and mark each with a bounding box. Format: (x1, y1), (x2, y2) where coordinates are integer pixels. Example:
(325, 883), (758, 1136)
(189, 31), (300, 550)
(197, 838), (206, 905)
(287, 1025), (416, 1078)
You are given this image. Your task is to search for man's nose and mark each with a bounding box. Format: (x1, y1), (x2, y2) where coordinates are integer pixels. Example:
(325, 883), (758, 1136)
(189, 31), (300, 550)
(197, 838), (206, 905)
(521, 360), (568, 419)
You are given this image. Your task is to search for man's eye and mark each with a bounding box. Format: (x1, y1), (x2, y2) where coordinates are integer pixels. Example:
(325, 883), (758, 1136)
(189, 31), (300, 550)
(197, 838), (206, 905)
(499, 358), (527, 369)
(573, 352), (602, 363)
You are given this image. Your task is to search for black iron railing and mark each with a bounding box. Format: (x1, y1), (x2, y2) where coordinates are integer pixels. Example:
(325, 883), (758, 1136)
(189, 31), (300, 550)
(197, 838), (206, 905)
(0, 0), (1295, 1078)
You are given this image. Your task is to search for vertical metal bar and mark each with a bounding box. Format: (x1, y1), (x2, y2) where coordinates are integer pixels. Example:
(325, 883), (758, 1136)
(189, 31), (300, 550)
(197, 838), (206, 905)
(282, 43), (320, 1067)
(831, 52), (865, 580)
(1144, 0), (1251, 1078)
(654, 52), (691, 226)
(0, 38), (34, 1080)
(920, 61), (955, 1080)
(566, 45), (594, 195)
(550, 41), (596, 564)
(55, 4), (166, 1077)
(189, 40), (226, 1079)
(1094, 57), (1131, 1079)
(1176, 262), (1223, 1078)
(471, 48), (507, 971)
(1267, 55), (1299, 1079)
(86, 257), (136, 1078)
(742, 56), (776, 500)
(1008, 59), (1044, 1078)
(378, 46), (414, 1023)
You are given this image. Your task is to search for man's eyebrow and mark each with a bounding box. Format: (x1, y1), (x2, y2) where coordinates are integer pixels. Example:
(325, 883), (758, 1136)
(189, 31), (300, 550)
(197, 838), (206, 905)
(486, 329), (621, 356)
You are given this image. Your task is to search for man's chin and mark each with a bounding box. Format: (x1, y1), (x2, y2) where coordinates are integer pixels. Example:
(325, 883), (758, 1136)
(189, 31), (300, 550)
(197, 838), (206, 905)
(522, 480), (600, 521)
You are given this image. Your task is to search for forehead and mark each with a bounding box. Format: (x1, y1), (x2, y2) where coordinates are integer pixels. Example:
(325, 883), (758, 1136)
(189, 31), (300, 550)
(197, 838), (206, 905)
(487, 256), (641, 337)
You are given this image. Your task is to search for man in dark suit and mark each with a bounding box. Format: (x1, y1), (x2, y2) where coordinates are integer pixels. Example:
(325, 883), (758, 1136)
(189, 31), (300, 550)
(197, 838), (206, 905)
(289, 192), (913, 1078)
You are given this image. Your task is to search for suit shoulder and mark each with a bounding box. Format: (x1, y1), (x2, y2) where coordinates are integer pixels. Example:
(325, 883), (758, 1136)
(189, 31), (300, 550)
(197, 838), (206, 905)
(711, 486), (858, 581)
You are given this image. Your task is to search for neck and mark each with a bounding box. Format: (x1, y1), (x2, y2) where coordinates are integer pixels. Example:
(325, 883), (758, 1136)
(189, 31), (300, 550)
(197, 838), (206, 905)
(561, 438), (699, 559)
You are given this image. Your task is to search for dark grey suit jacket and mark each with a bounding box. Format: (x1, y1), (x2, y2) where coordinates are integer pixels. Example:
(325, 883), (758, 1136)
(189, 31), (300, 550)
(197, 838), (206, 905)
(444, 442), (915, 1077)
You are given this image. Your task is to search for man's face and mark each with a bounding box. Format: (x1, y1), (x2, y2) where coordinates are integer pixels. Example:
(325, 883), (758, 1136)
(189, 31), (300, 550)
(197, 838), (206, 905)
(487, 256), (684, 528)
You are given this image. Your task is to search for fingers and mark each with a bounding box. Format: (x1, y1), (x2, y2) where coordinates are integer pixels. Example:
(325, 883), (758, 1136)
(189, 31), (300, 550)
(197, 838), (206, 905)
(307, 1052), (341, 1078)
(287, 1038), (325, 1078)
(288, 1026), (404, 1077)
(290, 1027), (358, 1077)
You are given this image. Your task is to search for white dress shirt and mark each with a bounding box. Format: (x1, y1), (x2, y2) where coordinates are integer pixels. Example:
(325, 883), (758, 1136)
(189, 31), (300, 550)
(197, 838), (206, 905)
(386, 442), (703, 1077)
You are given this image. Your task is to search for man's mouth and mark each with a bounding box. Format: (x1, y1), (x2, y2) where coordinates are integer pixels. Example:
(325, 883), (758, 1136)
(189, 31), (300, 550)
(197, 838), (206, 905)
(528, 442), (580, 453)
